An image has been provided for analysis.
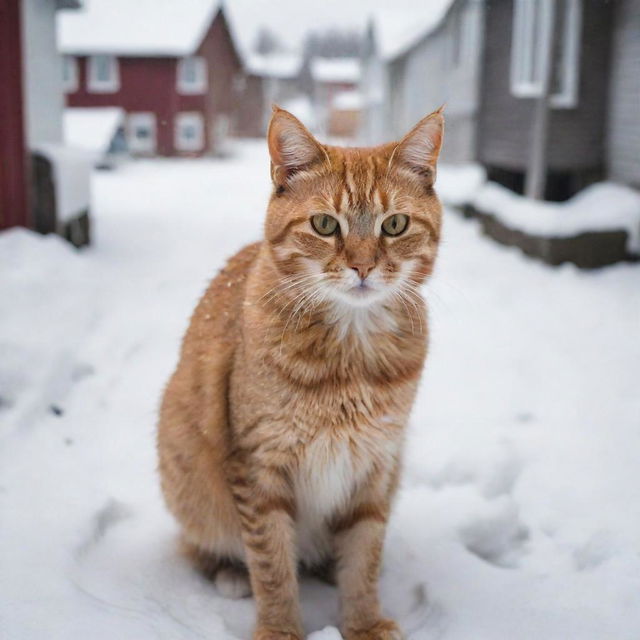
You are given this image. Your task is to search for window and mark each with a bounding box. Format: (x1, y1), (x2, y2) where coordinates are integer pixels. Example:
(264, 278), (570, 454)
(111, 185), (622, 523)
(62, 56), (78, 93)
(175, 112), (205, 152)
(127, 113), (156, 153)
(88, 55), (120, 93)
(176, 57), (207, 94)
(510, 0), (582, 108)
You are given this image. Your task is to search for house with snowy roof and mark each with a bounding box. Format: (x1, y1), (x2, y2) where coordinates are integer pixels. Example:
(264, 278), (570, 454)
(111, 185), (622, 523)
(235, 53), (304, 138)
(57, 0), (243, 156)
(360, 0), (483, 161)
(299, 56), (362, 138)
(1, 0), (93, 246)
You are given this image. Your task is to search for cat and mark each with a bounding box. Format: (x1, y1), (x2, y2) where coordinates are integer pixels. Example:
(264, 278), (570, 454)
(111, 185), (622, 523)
(157, 105), (444, 640)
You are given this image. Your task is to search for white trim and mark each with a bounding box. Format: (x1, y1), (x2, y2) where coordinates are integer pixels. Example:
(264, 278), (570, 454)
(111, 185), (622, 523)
(88, 55), (120, 93)
(510, 0), (582, 108)
(175, 112), (205, 152)
(550, 0), (582, 108)
(62, 55), (78, 93)
(127, 112), (156, 154)
(176, 56), (207, 95)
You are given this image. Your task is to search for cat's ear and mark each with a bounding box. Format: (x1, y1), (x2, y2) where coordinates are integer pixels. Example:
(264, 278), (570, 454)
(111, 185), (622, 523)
(267, 106), (327, 189)
(391, 108), (444, 186)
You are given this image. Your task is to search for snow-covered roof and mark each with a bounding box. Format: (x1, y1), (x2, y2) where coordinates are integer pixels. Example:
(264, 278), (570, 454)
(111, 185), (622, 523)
(332, 90), (364, 111)
(57, 0), (221, 56)
(64, 107), (125, 155)
(245, 53), (302, 79)
(310, 57), (361, 84)
(371, 0), (456, 61)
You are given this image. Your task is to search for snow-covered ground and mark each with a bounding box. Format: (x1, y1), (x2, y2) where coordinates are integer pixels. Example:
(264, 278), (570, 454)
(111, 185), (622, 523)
(1, 142), (639, 639)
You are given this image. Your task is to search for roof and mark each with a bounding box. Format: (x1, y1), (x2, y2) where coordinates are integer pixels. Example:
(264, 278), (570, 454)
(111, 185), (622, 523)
(64, 107), (125, 154)
(310, 57), (361, 84)
(245, 53), (303, 79)
(370, 0), (456, 61)
(57, 0), (221, 56)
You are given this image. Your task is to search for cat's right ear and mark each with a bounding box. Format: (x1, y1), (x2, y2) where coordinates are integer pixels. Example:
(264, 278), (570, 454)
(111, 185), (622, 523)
(267, 106), (327, 190)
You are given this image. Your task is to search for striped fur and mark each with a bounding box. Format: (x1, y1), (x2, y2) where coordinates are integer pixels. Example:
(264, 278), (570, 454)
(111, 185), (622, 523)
(157, 107), (444, 640)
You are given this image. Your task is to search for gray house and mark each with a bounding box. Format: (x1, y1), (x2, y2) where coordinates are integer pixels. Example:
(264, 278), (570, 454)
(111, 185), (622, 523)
(362, 0), (639, 201)
(360, 0), (484, 162)
(606, 0), (640, 191)
(478, 0), (615, 200)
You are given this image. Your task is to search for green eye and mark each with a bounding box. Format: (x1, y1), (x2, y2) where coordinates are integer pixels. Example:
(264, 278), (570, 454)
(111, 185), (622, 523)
(381, 214), (409, 236)
(311, 214), (339, 236)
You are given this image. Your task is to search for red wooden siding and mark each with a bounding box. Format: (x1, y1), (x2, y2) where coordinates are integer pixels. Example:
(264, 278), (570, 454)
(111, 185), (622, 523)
(66, 10), (242, 156)
(0, 0), (29, 230)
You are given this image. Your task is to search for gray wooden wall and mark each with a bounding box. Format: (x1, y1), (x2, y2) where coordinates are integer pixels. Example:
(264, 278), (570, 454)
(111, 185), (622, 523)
(477, 0), (613, 174)
(607, 0), (640, 188)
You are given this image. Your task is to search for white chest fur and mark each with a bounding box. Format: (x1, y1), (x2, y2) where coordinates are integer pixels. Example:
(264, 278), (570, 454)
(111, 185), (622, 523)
(294, 434), (363, 565)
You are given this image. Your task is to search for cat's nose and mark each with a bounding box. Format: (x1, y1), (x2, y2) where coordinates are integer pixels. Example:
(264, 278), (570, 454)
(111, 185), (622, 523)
(350, 262), (375, 280)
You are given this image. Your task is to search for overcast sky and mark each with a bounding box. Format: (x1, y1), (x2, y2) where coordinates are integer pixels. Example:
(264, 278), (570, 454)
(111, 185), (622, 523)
(225, 0), (431, 53)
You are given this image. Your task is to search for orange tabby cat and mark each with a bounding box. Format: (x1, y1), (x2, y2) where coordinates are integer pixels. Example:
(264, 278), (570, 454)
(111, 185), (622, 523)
(158, 106), (444, 640)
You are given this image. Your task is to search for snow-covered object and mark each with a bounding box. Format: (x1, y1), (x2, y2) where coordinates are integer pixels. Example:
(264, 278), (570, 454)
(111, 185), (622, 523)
(34, 143), (93, 223)
(332, 90), (363, 111)
(57, 0), (220, 56)
(436, 163), (487, 208)
(64, 107), (125, 155)
(246, 53), (302, 79)
(474, 181), (640, 254)
(371, 1), (455, 61)
(311, 57), (361, 84)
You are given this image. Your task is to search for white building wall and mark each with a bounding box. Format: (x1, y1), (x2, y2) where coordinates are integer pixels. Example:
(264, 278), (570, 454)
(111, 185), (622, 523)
(21, 0), (64, 146)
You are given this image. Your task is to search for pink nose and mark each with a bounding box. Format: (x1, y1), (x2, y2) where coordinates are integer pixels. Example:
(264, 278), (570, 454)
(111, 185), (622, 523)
(350, 263), (374, 280)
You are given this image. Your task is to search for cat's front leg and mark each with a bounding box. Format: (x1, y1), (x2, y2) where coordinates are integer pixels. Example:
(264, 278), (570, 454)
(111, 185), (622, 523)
(227, 457), (303, 640)
(332, 476), (402, 640)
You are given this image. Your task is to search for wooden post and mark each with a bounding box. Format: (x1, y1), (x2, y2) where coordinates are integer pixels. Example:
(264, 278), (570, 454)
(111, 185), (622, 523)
(524, 0), (558, 201)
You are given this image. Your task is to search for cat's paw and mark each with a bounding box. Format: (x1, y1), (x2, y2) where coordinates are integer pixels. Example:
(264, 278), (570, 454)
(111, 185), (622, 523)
(253, 627), (303, 640)
(343, 618), (403, 640)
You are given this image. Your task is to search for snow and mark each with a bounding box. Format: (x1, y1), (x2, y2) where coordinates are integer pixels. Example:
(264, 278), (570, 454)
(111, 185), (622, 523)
(2, 141), (640, 639)
(332, 90), (364, 111)
(64, 107), (125, 155)
(371, 1), (455, 61)
(57, 0), (220, 56)
(474, 181), (640, 254)
(246, 53), (303, 79)
(310, 58), (361, 84)
(435, 162), (486, 208)
(33, 143), (93, 223)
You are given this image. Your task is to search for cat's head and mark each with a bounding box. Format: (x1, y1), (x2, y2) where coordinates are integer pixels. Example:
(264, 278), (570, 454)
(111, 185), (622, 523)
(264, 107), (444, 310)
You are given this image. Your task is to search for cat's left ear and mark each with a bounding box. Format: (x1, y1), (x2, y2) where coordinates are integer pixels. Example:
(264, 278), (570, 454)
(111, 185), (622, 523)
(391, 107), (444, 186)
(267, 106), (327, 189)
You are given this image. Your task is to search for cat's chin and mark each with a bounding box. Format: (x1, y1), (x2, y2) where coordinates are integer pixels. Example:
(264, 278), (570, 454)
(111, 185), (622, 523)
(330, 285), (389, 309)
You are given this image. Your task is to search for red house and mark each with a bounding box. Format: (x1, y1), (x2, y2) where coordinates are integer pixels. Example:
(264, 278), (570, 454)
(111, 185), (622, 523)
(1, 0), (92, 244)
(58, 0), (243, 156)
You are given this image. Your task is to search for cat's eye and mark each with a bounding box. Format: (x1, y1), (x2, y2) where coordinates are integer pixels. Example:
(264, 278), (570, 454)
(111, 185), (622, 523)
(381, 214), (409, 236)
(311, 214), (339, 236)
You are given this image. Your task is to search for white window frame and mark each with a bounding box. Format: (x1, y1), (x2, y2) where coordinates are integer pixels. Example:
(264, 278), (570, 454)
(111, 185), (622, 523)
(127, 112), (156, 154)
(510, 0), (582, 108)
(551, 0), (582, 108)
(88, 55), (120, 93)
(176, 56), (208, 95)
(175, 112), (205, 152)
(62, 55), (78, 93)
